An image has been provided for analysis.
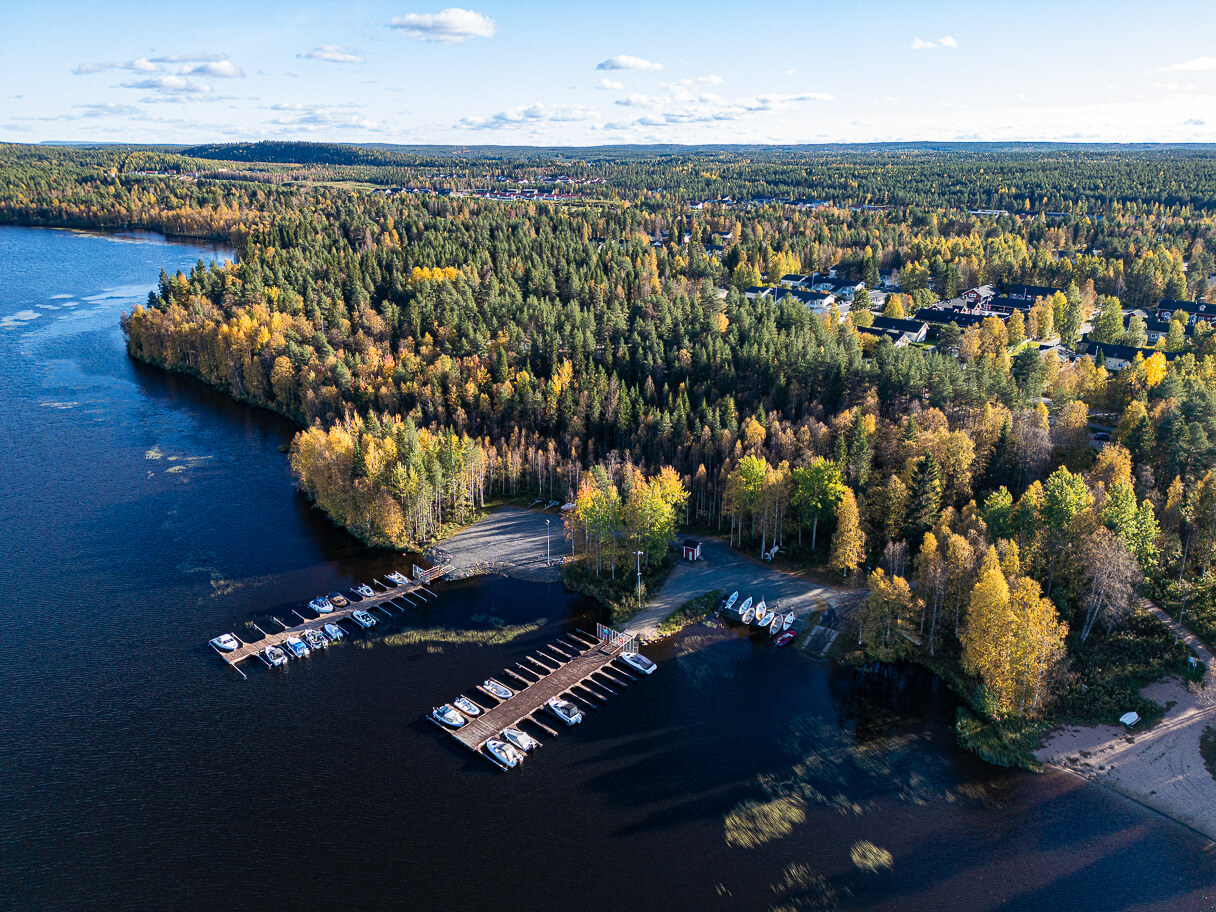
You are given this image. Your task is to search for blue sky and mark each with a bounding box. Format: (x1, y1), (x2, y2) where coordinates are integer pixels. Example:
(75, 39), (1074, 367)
(4, 0), (1216, 145)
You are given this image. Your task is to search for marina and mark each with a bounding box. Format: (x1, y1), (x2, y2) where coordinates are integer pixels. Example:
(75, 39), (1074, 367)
(209, 565), (447, 674)
(434, 623), (647, 768)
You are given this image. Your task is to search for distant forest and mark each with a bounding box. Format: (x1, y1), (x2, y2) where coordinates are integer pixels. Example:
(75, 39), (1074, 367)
(2, 140), (1216, 743)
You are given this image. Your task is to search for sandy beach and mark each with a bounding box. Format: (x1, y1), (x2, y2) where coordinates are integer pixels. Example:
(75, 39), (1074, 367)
(1035, 602), (1216, 842)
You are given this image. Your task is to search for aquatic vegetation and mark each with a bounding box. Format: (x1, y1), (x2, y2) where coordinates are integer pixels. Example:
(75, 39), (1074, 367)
(849, 840), (893, 872)
(723, 796), (806, 848)
(657, 589), (721, 637)
(768, 863), (846, 912)
(379, 619), (546, 649)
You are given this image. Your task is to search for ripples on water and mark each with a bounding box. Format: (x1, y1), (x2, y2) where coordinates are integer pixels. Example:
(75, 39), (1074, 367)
(0, 226), (1212, 912)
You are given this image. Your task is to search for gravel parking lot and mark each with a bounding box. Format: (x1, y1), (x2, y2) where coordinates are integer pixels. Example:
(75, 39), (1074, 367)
(424, 506), (569, 583)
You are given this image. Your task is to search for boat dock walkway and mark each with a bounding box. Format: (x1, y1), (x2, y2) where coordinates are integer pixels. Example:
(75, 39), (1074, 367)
(213, 565), (447, 671)
(443, 624), (643, 758)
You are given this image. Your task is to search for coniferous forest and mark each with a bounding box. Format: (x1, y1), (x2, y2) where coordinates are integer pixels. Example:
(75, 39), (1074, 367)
(5, 140), (1216, 755)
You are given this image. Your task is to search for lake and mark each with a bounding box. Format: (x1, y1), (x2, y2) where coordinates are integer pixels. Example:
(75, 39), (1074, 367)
(0, 225), (1212, 912)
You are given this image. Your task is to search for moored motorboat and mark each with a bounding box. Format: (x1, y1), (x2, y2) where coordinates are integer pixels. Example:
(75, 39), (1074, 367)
(503, 727), (541, 752)
(351, 610), (376, 628)
(387, 571), (409, 585)
(323, 623), (345, 641)
(773, 631), (795, 647)
(284, 636), (309, 658)
(454, 696), (483, 717)
(723, 591), (739, 612)
(264, 645), (288, 666)
(209, 633), (240, 652)
(433, 704), (466, 728)
(483, 679), (513, 700)
(547, 696), (583, 726)
(782, 611), (795, 631)
(309, 597), (333, 614)
(740, 597), (755, 625)
(327, 592), (349, 607)
(620, 651), (657, 675)
(353, 584), (376, 598)
(303, 629), (327, 650)
(485, 738), (525, 769)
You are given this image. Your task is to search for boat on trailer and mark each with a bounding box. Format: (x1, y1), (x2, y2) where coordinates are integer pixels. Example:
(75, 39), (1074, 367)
(209, 633), (241, 652)
(433, 704), (466, 728)
(486, 738), (526, 769)
(547, 696), (583, 726)
(323, 623), (345, 641)
(483, 679), (513, 700)
(503, 727), (541, 752)
(454, 696), (483, 717)
(620, 651), (657, 675)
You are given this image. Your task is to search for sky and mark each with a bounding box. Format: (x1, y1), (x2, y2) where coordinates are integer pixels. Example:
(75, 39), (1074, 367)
(4, 0), (1216, 146)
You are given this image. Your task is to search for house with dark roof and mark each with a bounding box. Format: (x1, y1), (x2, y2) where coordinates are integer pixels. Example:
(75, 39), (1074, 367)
(1123, 313), (1192, 344)
(776, 287), (842, 315)
(744, 286), (773, 300)
(779, 273), (811, 288)
(1081, 338), (1179, 370)
(961, 285), (996, 307)
(1005, 283), (1060, 303)
(987, 296), (1036, 315)
(919, 307), (993, 329)
(862, 315), (928, 346)
(1155, 299), (1216, 325)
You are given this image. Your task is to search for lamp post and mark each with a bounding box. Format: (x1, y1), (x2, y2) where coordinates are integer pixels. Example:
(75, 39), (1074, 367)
(546, 519), (551, 565)
(635, 550), (644, 614)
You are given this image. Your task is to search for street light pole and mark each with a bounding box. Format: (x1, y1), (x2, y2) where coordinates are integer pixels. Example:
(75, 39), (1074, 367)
(546, 519), (551, 565)
(635, 550), (644, 614)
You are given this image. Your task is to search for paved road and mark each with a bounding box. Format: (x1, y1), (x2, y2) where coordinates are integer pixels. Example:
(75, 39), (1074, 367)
(425, 506), (570, 583)
(624, 538), (847, 642)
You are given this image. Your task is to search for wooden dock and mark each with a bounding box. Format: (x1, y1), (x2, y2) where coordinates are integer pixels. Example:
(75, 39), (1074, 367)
(211, 566), (447, 671)
(444, 625), (642, 757)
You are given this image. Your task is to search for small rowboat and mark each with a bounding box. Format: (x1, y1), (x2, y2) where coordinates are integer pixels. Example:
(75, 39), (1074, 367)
(773, 631), (795, 647)
(724, 591), (739, 612)
(782, 611), (795, 631)
(740, 597), (755, 625)
(483, 679), (513, 700)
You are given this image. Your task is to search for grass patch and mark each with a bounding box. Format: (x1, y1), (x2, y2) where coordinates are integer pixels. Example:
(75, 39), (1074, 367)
(1057, 605), (1193, 727)
(723, 796), (807, 848)
(378, 619), (546, 648)
(657, 589), (722, 637)
(849, 840), (893, 873)
(563, 556), (673, 624)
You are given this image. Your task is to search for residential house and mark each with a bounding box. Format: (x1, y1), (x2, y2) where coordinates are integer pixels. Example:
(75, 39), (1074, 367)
(862, 315), (929, 346)
(1155, 299), (1216, 325)
(775, 287), (842, 315)
(961, 285), (996, 308)
(1081, 338), (1179, 370)
(1123, 313), (1192, 345)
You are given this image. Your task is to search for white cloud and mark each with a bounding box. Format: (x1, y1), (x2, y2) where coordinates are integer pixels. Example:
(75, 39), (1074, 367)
(148, 53), (228, 63)
(785, 68), (799, 76)
(300, 45), (366, 64)
(389, 8), (496, 44)
(698, 74), (724, 85)
(595, 77), (624, 90)
(267, 103), (383, 131)
(596, 55), (661, 71)
(121, 75), (213, 94)
(1017, 92), (1031, 102)
(616, 93), (667, 108)
(182, 60), (245, 78)
(73, 57), (159, 75)
(911, 36), (958, 50)
(456, 103), (600, 130)
(1158, 56), (1216, 72)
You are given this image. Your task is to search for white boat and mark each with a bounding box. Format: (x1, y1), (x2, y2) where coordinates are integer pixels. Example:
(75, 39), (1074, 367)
(782, 611), (795, 632)
(740, 597), (755, 625)
(209, 633), (240, 652)
(724, 591), (739, 612)
(354, 584), (375, 598)
(547, 696), (583, 726)
(264, 645), (288, 666)
(284, 636), (309, 658)
(309, 597), (333, 614)
(386, 571), (409, 585)
(757, 602), (775, 627)
(323, 623), (345, 641)
(503, 727), (541, 752)
(486, 738), (526, 769)
(433, 704), (466, 728)
(454, 696), (483, 717)
(483, 679), (513, 700)
(303, 629), (327, 650)
(769, 614), (782, 635)
(351, 610), (376, 628)
(620, 651), (657, 675)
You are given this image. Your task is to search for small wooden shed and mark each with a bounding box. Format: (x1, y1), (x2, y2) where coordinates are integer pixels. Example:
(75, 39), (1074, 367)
(682, 540), (702, 561)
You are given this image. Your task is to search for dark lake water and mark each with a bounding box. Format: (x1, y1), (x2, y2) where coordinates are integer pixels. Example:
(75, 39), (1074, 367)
(1, 225), (1213, 912)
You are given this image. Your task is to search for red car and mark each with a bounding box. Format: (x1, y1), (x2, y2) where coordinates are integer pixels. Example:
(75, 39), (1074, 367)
(773, 631), (796, 647)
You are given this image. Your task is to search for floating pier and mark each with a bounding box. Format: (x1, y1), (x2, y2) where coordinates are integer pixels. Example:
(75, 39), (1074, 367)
(210, 565), (447, 673)
(439, 624), (644, 764)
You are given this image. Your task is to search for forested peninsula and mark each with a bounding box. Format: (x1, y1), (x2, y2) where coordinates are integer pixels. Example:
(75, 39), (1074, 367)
(4, 141), (1216, 762)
